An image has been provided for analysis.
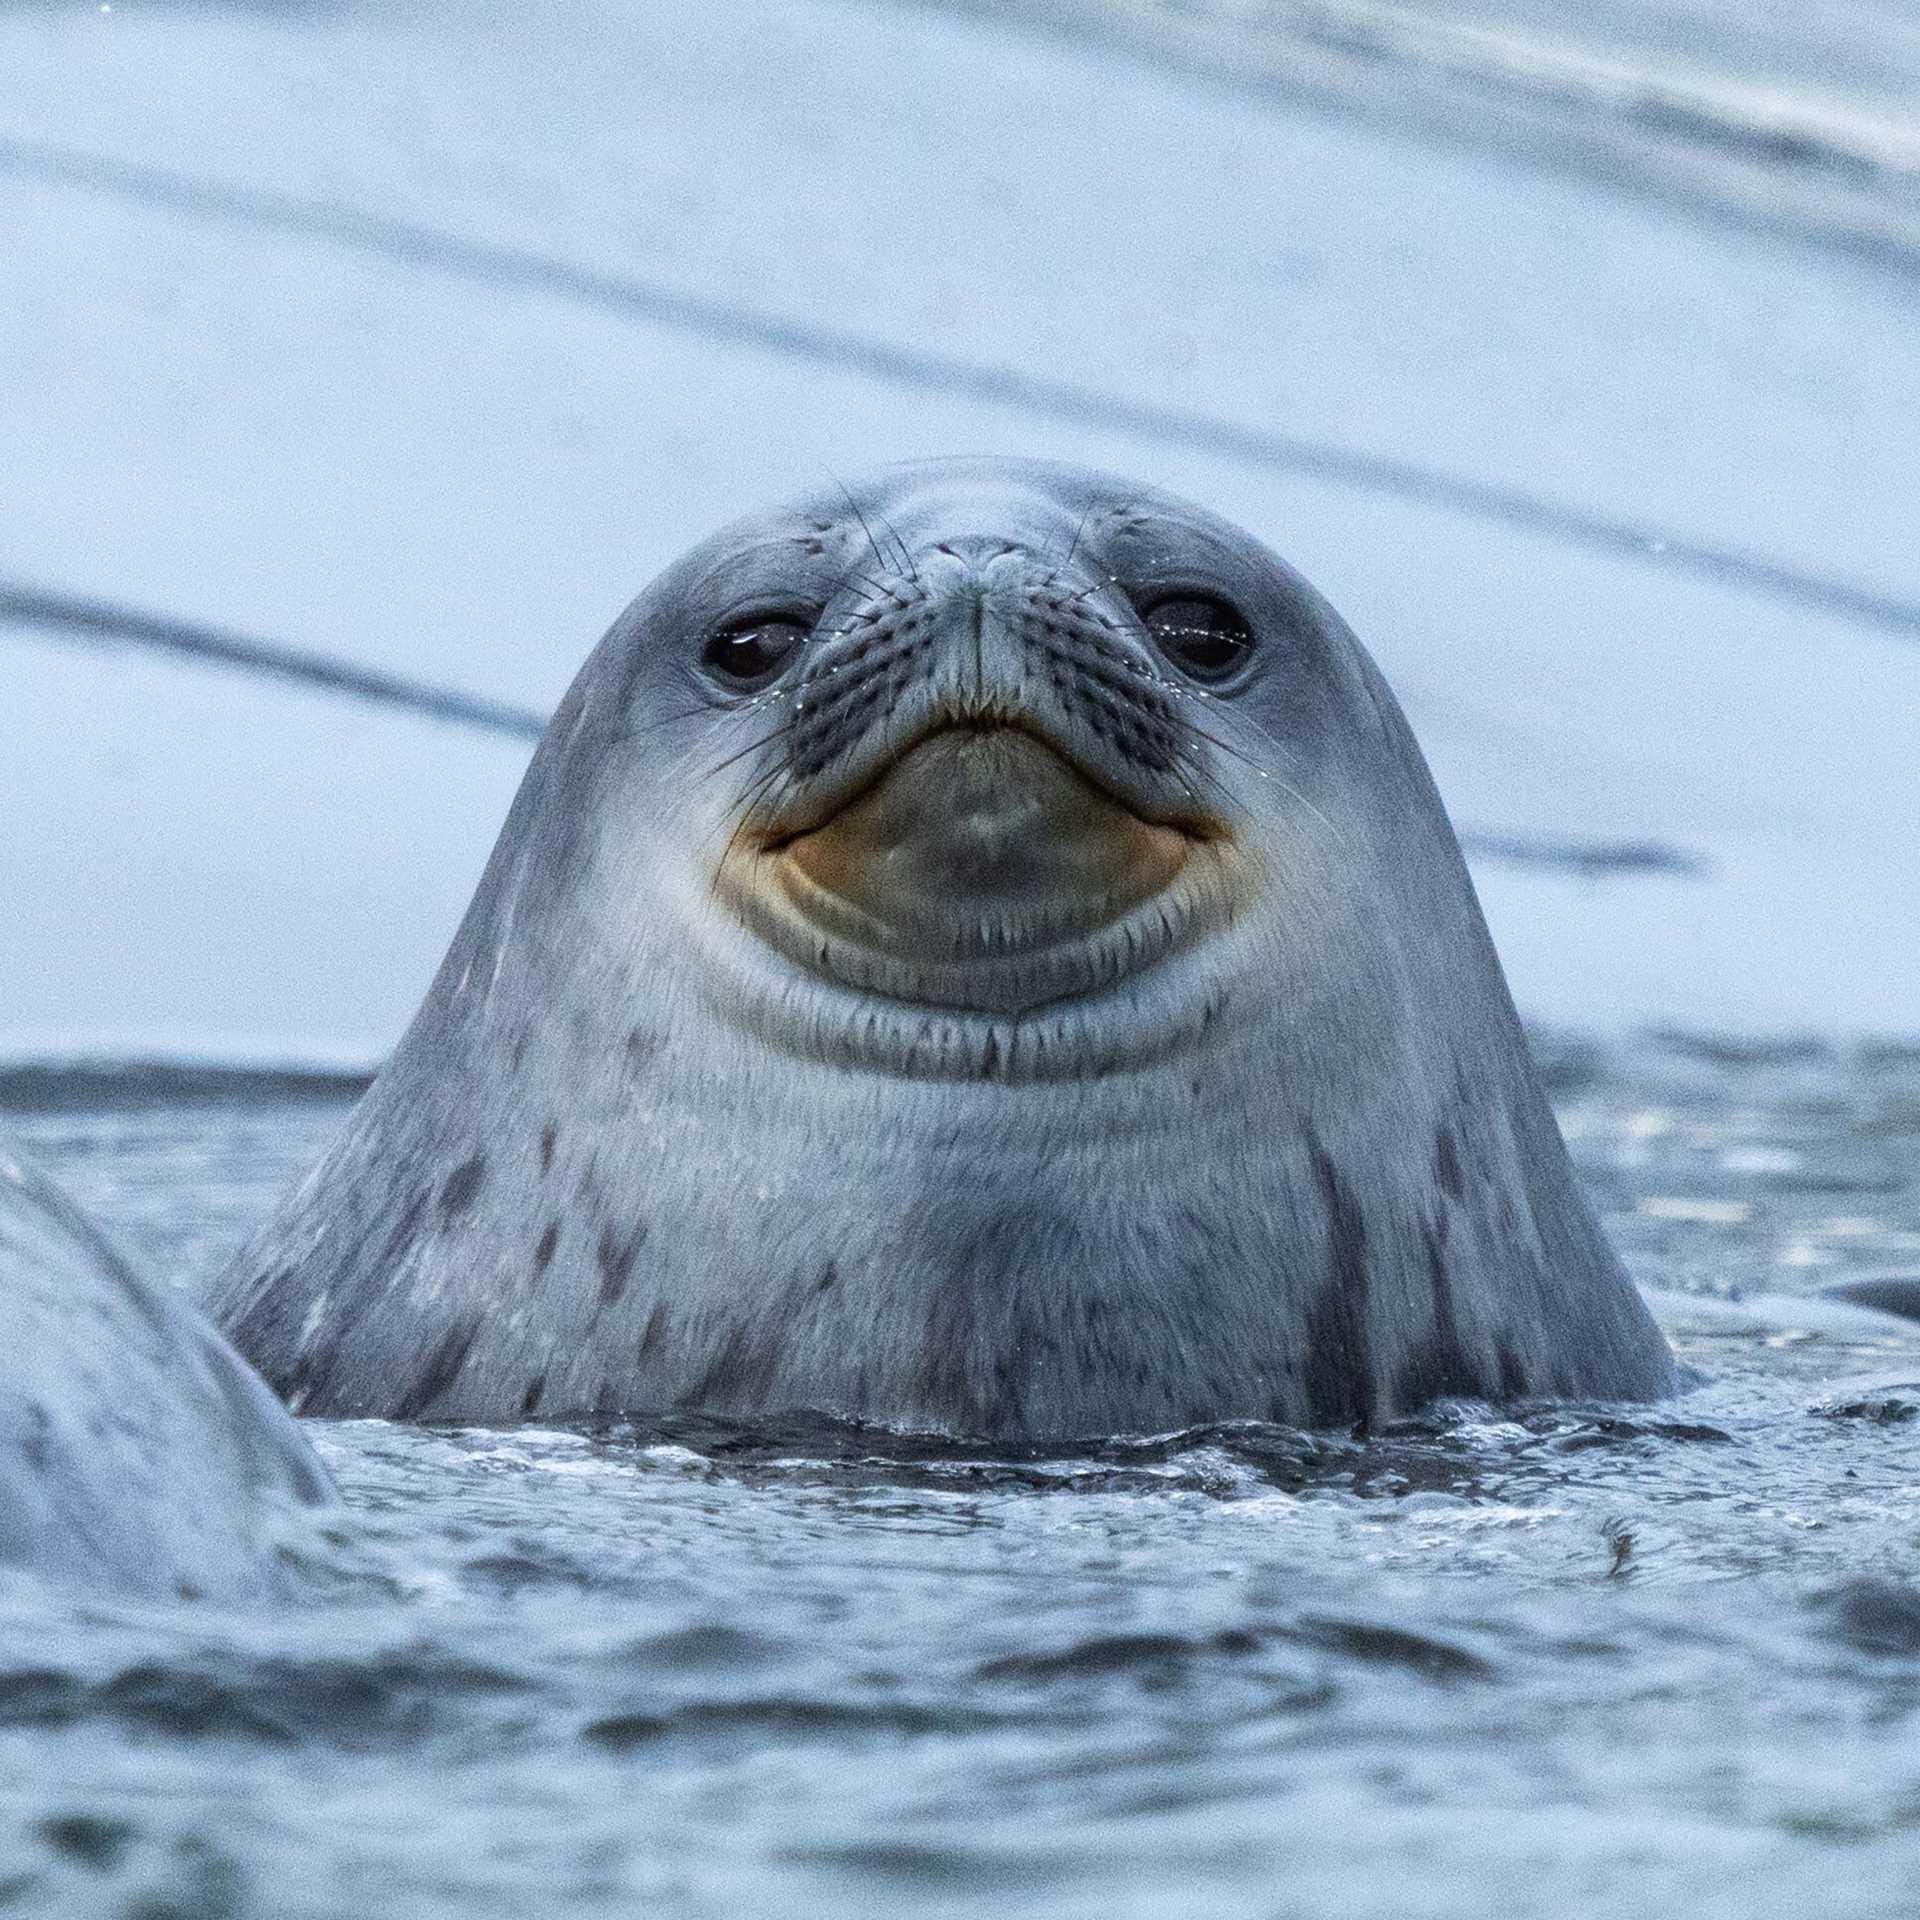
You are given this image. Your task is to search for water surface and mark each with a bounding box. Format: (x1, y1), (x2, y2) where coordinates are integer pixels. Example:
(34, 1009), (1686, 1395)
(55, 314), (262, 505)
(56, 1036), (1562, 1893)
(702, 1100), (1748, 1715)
(5, 1036), (1920, 1916)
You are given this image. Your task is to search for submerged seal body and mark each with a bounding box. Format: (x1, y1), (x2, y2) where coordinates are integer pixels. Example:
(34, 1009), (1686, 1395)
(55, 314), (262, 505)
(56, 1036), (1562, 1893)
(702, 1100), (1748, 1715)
(2, 1140), (333, 1598)
(215, 458), (1675, 1434)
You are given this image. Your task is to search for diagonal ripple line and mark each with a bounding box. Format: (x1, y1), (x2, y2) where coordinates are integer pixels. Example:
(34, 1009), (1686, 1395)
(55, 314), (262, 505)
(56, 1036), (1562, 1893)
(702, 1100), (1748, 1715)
(6, 135), (1920, 646)
(0, 582), (548, 738)
(1453, 830), (1711, 879)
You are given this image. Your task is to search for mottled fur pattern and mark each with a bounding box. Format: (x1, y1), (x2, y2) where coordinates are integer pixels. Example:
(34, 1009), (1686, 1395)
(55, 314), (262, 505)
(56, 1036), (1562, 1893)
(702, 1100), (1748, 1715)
(213, 460), (1675, 1434)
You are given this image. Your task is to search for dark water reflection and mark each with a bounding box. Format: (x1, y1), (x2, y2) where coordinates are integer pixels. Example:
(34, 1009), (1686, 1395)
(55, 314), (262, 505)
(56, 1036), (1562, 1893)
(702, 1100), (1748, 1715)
(5, 1035), (1920, 1916)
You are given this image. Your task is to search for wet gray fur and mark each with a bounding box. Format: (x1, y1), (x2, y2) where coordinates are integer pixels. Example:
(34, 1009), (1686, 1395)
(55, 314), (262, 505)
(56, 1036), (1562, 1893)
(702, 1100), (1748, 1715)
(213, 458), (1676, 1435)
(2, 1139), (334, 1598)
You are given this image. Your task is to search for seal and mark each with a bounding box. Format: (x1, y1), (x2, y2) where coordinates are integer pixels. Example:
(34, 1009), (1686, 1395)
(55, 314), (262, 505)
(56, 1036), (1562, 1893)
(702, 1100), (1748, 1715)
(2, 1137), (334, 1598)
(213, 458), (1676, 1434)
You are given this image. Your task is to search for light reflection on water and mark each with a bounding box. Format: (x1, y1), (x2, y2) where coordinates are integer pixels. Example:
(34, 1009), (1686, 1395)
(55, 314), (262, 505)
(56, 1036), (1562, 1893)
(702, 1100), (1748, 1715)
(4, 1034), (1920, 1918)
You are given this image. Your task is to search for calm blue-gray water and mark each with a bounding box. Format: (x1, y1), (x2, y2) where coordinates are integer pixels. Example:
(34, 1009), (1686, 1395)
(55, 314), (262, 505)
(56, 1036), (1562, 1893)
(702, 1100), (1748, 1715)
(4, 1036), (1920, 1917)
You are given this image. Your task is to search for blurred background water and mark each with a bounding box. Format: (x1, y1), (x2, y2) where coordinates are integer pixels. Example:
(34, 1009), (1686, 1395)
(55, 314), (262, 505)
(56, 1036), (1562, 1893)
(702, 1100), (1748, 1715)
(3, 2), (1918, 1915)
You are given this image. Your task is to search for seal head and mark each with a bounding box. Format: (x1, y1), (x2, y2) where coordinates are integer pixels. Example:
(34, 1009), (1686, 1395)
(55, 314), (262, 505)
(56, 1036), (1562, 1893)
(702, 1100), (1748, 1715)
(214, 458), (1676, 1434)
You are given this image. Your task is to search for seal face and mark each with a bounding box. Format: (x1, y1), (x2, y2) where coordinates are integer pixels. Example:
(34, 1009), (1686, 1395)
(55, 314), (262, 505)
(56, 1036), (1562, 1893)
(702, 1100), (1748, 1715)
(708, 536), (1248, 1042)
(213, 458), (1676, 1435)
(2, 1139), (333, 1598)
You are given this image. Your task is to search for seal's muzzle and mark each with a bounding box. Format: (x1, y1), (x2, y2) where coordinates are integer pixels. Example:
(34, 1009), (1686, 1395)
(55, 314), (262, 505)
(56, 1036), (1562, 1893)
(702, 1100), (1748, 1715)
(777, 724), (1195, 962)
(718, 545), (1236, 1013)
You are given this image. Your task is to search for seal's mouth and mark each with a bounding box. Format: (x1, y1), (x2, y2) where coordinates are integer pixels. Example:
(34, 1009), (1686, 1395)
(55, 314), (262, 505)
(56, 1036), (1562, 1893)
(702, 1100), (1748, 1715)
(716, 723), (1236, 1015)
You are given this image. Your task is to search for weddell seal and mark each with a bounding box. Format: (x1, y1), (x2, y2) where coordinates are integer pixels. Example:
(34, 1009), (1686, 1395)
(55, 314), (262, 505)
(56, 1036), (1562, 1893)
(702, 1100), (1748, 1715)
(214, 458), (1676, 1434)
(2, 1140), (333, 1598)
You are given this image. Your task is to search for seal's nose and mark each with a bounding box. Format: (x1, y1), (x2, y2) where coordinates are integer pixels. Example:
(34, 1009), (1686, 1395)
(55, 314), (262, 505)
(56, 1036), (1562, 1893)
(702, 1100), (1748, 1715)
(916, 539), (1033, 713)
(924, 537), (1023, 568)
(783, 541), (1189, 820)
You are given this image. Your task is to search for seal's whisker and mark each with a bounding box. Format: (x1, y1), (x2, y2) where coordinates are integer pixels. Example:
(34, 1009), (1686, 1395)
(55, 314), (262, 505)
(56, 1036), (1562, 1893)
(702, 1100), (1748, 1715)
(1057, 577), (1112, 612)
(1152, 684), (1256, 752)
(1170, 708), (1265, 776)
(1058, 501), (1097, 573)
(699, 768), (797, 881)
(1171, 709), (1343, 841)
(836, 571), (894, 606)
(697, 719), (799, 783)
(832, 476), (912, 588)
(707, 758), (798, 895)
(870, 504), (920, 583)
(702, 757), (786, 865)
(1170, 743), (1253, 829)
(1260, 765), (1342, 840)
(1170, 764), (1229, 825)
(815, 559), (898, 609)
(612, 698), (743, 744)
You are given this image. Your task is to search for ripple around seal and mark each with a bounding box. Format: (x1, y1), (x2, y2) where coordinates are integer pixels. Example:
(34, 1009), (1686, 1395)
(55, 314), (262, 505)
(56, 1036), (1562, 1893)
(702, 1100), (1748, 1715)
(1823, 1580), (1920, 1660)
(0, 1647), (542, 1752)
(6, 1045), (1920, 1916)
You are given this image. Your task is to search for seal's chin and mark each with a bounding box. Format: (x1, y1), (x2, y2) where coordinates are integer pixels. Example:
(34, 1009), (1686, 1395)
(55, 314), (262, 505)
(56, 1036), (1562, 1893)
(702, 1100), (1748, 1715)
(718, 726), (1232, 1015)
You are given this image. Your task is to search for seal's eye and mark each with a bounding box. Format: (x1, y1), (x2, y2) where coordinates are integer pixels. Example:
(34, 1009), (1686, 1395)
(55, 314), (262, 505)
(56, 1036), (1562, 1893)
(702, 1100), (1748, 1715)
(703, 616), (809, 689)
(1142, 596), (1253, 683)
